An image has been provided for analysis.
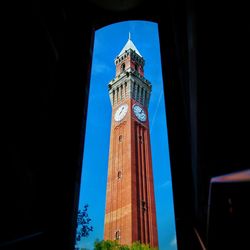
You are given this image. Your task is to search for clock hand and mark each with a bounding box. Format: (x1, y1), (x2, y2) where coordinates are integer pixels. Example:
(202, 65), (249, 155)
(119, 107), (124, 115)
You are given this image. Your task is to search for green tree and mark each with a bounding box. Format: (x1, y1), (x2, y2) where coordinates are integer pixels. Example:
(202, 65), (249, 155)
(94, 240), (129, 250)
(94, 240), (157, 250)
(131, 241), (157, 250)
(76, 204), (93, 242)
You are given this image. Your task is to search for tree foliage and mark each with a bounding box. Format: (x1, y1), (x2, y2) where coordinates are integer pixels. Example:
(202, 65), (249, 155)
(130, 241), (157, 250)
(94, 240), (158, 250)
(76, 204), (93, 241)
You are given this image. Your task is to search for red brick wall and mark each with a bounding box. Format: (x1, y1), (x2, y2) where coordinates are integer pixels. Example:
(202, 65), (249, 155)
(115, 56), (144, 77)
(104, 99), (158, 248)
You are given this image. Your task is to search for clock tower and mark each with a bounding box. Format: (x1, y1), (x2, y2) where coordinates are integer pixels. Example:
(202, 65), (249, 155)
(104, 34), (158, 248)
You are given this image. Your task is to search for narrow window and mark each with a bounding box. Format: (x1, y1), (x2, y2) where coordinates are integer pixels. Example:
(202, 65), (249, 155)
(139, 135), (143, 144)
(133, 82), (136, 99)
(137, 84), (140, 100)
(121, 63), (125, 72)
(135, 63), (138, 71)
(119, 135), (123, 142)
(125, 82), (127, 97)
(120, 85), (123, 100)
(141, 87), (144, 104)
(144, 89), (147, 106)
(117, 171), (122, 179)
(115, 230), (120, 240)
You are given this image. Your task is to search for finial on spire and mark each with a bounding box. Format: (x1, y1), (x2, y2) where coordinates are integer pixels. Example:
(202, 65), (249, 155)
(129, 32), (131, 40)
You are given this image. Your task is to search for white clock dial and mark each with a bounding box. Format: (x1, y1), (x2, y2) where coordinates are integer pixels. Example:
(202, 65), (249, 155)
(133, 104), (147, 122)
(114, 104), (128, 122)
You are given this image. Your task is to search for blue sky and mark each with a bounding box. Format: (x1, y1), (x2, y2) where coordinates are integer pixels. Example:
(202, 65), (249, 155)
(77, 21), (177, 250)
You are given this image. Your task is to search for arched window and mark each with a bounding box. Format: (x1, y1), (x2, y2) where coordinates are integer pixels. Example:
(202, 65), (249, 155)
(141, 88), (144, 104)
(112, 90), (115, 105)
(121, 63), (125, 72)
(117, 88), (119, 103)
(115, 230), (120, 240)
(117, 171), (122, 179)
(134, 63), (138, 71)
(139, 135), (143, 144)
(133, 82), (136, 99)
(125, 82), (127, 97)
(142, 200), (147, 211)
(119, 135), (123, 142)
(137, 85), (140, 100)
(120, 85), (123, 100)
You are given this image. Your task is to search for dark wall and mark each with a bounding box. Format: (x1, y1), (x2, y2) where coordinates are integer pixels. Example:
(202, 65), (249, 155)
(196, 2), (250, 243)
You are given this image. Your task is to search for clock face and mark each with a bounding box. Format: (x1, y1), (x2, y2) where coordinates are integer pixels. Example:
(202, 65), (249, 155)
(114, 104), (128, 122)
(133, 104), (147, 122)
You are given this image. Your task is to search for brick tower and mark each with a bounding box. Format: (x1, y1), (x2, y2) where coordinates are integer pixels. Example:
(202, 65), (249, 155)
(104, 34), (158, 248)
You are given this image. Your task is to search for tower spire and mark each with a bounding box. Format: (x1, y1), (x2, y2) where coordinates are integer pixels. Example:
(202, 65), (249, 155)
(118, 34), (142, 57)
